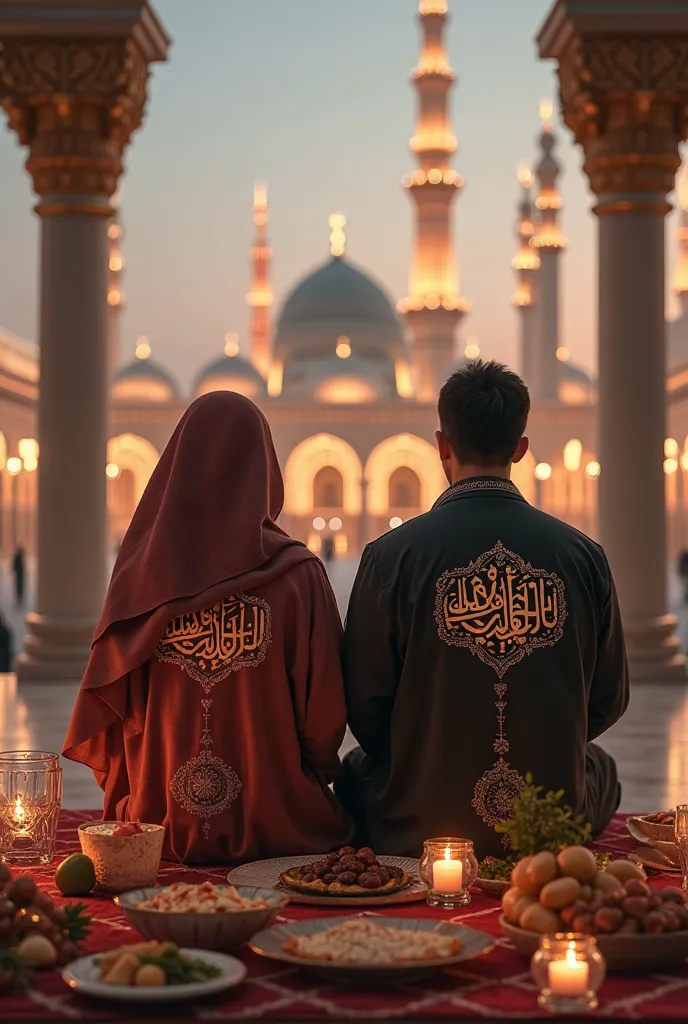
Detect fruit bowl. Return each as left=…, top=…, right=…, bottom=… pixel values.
left=500, top=915, right=688, bottom=972
left=118, top=886, right=288, bottom=951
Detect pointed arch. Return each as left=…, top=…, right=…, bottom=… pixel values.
left=107, top=433, right=160, bottom=506
left=284, top=434, right=362, bottom=515
left=365, top=434, right=446, bottom=514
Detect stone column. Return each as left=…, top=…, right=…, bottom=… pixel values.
left=539, top=4, right=688, bottom=682
left=0, top=2, right=170, bottom=681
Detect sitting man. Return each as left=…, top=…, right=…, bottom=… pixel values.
left=336, top=360, right=628, bottom=858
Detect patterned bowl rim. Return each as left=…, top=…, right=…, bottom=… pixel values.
left=117, top=884, right=289, bottom=916
left=78, top=820, right=166, bottom=835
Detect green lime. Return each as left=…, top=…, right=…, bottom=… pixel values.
left=55, top=853, right=96, bottom=896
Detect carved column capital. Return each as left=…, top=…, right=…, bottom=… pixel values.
left=0, top=38, right=155, bottom=215
left=544, top=33, right=688, bottom=214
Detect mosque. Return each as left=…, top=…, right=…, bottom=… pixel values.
left=3, top=0, right=688, bottom=572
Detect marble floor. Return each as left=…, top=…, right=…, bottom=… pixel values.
left=0, top=558, right=687, bottom=814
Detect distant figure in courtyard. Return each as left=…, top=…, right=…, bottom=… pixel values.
left=337, top=360, right=629, bottom=859
left=64, top=392, right=352, bottom=864
left=322, top=535, right=335, bottom=564
left=12, top=546, right=25, bottom=607
left=677, top=549, right=688, bottom=603
left=0, top=613, right=13, bottom=672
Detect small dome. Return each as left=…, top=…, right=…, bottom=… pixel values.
left=195, top=353, right=266, bottom=400
left=274, top=256, right=406, bottom=366
left=558, top=359, right=595, bottom=405
left=112, top=358, right=179, bottom=404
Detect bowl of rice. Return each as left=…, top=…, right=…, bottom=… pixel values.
left=117, top=881, right=289, bottom=951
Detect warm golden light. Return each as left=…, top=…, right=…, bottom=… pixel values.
left=665, top=457, right=679, bottom=475
left=225, top=332, right=240, bottom=358
left=535, top=462, right=552, bottom=481
left=23, top=456, right=38, bottom=473
left=109, top=254, right=123, bottom=272
left=427, top=168, right=443, bottom=184
left=107, top=288, right=121, bottom=307
left=395, top=360, right=415, bottom=398
left=678, top=165, right=688, bottom=212
left=682, top=452, right=688, bottom=472
left=540, top=98, right=554, bottom=129
left=410, top=132, right=458, bottom=154
left=329, top=517, right=343, bottom=532
left=106, top=462, right=121, bottom=480
left=563, top=438, right=583, bottom=472
left=464, top=339, right=480, bottom=360
left=585, top=461, right=601, bottom=479
left=517, top=161, right=534, bottom=189
left=14, top=794, right=25, bottom=825
left=665, top=437, right=680, bottom=458
left=18, top=438, right=38, bottom=461
left=336, top=336, right=352, bottom=359
left=312, top=517, right=326, bottom=531
left=419, top=0, right=447, bottom=12
left=329, top=213, right=346, bottom=257
left=253, top=181, right=267, bottom=210
left=389, top=516, right=403, bottom=529
left=108, top=224, right=122, bottom=241
left=6, top=457, right=22, bottom=476
left=135, top=335, right=152, bottom=361
left=556, top=346, right=570, bottom=362
left=267, top=361, right=284, bottom=398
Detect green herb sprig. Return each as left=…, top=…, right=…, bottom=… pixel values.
left=138, top=948, right=221, bottom=985
left=495, top=773, right=591, bottom=857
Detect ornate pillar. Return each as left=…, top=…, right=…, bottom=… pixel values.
left=0, top=3, right=170, bottom=681
left=539, top=3, right=688, bottom=682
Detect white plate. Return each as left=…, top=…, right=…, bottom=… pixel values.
left=62, top=947, right=246, bottom=1003
left=227, top=854, right=427, bottom=906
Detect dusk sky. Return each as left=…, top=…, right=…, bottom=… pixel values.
left=0, top=0, right=683, bottom=389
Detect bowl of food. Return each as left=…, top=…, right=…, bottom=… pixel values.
left=78, top=822, right=165, bottom=894
left=627, top=812, right=676, bottom=846
left=118, top=882, right=288, bottom=951
left=500, top=845, right=688, bottom=971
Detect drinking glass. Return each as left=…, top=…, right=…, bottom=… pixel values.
left=674, top=804, right=688, bottom=892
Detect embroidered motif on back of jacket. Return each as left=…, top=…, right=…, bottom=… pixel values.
left=156, top=593, right=272, bottom=840
left=157, top=593, right=272, bottom=690
left=434, top=541, right=567, bottom=835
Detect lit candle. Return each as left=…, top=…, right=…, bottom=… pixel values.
left=432, top=845, right=463, bottom=893
left=14, top=795, right=25, bottom=826
left=548, top=946, right=590, bottom=997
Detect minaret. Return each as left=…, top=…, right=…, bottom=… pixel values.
left=246, top=181, right=273, bottom=379
left=531, top=100, right=567, bottom=402
left=511, top=163, right=541, bottom=388
left=107, top=199, right=125, bottom=383
left=673, top=164, right=688, bottom=317
left=398, top=0, right=469, bottom=402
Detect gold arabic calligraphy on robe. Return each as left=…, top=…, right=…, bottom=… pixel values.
left=156, top=593, right=272, bottom=687
left=435, top=541, right=566, bottom=677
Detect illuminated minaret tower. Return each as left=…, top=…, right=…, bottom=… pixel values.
left=531, top=100, right=567, bottom=402
left=673, top=164, right=688, bottom=318
left=107, top=198, right=125, bottom=383
left=399, top=0, right=468, bottom=402
left=247, top=181, right=273, bottom=379
left=511, top=163, right=541, bottom=388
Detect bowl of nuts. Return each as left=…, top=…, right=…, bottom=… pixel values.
left=627, top=812, right=676, bottom=847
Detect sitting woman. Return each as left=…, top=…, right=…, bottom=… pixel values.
left=64, top=392, right=352, bottom=864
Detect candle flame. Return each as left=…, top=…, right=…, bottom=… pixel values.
left=14, top=795, right=25, bottom=823
left=444, top=845, right=451, bottom=860
left=540, top=99, right=554, bottom=125
left=566, top=945, right=578, bottom=967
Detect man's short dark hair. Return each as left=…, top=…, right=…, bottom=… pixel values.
left=438, top=359, right=530, bottom=466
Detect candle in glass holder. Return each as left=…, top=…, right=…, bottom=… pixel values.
left=0, top=751, right=62, bottom=865
left=548, top=945, right=590, bottom=997
left=432, top=846, right=463, bottom=893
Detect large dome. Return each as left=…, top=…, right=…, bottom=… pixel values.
left=274, top=256, right=406, bottom=364
left=112, top=357, right=179, bottom=404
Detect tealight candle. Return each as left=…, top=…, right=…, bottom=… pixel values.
left=0, top=751, right=62, bottom=866
left=432, top=846, right=463, bottom=893
left=548, top=946, right=589, bottom=997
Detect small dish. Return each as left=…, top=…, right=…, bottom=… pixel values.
left=78, top=821, right=165, bottom=894
left=627, top=815, right=676, bottom=847
left=633, top=845, right=681, bottom=874
left=249, top=916, right=494, bottom=985
left=118, top=885, right=288, bottom=951
left=474, top=877, right=510, bottom=898
left=62, top=947, right=245, bottom=1002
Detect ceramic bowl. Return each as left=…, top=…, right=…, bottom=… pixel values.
left=78, top=821, right=165, bottom=894
left=500, top=915, right=688, bottom=972
left=118, top=885, right=288, bottom=951
left=627, top=815, right=676, bottom=847
left=474, top=877, right=510, bottom=898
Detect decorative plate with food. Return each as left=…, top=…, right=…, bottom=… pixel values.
left=228, top=851, right=426, bottom=906
left=62, top=942, right=246, bottom=1003
left=250, top=915, right=493, bottom=983
left=279, top=846, right=409, bottom=897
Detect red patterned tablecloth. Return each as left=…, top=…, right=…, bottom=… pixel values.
left=1, top=810, right=687, bottom=1022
